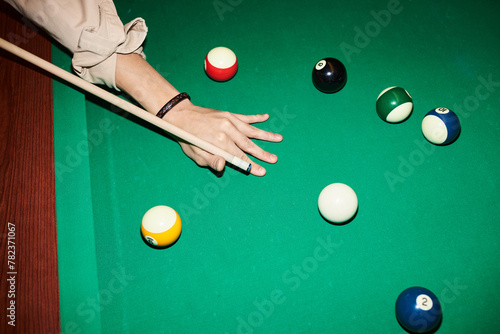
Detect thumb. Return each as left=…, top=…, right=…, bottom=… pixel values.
left=209, top=155, right=226, bottom=172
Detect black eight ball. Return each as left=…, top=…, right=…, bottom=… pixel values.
left=312, top=58, right=347, bottom=93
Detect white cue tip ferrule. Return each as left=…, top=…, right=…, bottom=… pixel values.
left=231, top=157, right=251, bottom=173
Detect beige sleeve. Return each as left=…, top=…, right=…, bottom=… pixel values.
left=5, top=0, right=148, bottom=90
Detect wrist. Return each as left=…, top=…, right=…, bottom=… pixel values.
left=172, top=98, right=194, bottom=111
left=116, top=54, right=184, bottom=113
left=156, top=92, right=191, bottom=118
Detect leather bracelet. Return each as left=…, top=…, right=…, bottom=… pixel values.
left=156, top=92, right=191, bottom=118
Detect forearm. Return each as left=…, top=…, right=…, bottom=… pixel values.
left=115, top=53, right=189, bottom=113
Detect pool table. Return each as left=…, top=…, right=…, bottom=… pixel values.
left=4, top=0, right=500, bottom=333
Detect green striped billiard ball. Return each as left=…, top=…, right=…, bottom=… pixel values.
left=376, top=86, right=413, bottom=123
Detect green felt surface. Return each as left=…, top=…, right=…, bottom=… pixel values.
left=53, top=50, right=101, bottom=334
left=54, top=0, right=500, bottom=333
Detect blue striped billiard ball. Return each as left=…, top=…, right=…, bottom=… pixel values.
left=421, top=107, right=461, bottom=145
left=395, top=287, right=442, bottom=333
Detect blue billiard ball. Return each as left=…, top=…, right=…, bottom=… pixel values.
left=396, top=287, right=442, bottom=333
left=421, top=107, right=461, bottom=145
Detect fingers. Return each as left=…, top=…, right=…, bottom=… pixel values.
left=180, top=143, right=226, bottom=172
left=173, top=107, right=283, bottom=177
left=181, top=142, right=268, bottom=176
left=250, top=164, right=267, bottom=177
left=228, top=113, right=283, bottom=143
left=214, top=118, right=279, bottom=165
left=232, top=113, right=270, bottom=124
left=233, top=132, right=278, bottom=165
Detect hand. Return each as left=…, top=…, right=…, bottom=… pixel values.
left=164, top=100, right=283, bottom=176
left=115, top=53, right=282, bottom=176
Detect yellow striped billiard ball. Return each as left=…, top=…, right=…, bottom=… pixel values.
left=141, top=206, right=182, bottom=248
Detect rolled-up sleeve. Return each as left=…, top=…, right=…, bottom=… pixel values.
left=5, top=0, right=148, bottom=90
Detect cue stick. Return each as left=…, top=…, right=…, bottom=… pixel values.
left=0, top=37, right=251, bottom=173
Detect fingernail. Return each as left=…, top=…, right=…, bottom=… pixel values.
left=213, top=159, right=221, bottom=171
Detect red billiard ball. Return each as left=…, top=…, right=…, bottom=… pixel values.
left=204, top=47, right=238, bottom=81
left=312, top=57, right=347, bottom=93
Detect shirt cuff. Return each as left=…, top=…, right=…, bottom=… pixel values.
left=71, top=2, right=148, bottom=90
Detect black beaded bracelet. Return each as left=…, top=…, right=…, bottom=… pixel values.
left=156, top=92, right=191, bottom=118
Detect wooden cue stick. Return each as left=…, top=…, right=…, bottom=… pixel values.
left=0, top=37, right=251, bottom=172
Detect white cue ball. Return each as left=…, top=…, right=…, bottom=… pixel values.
left=318, top=183, right=358, bottom=223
